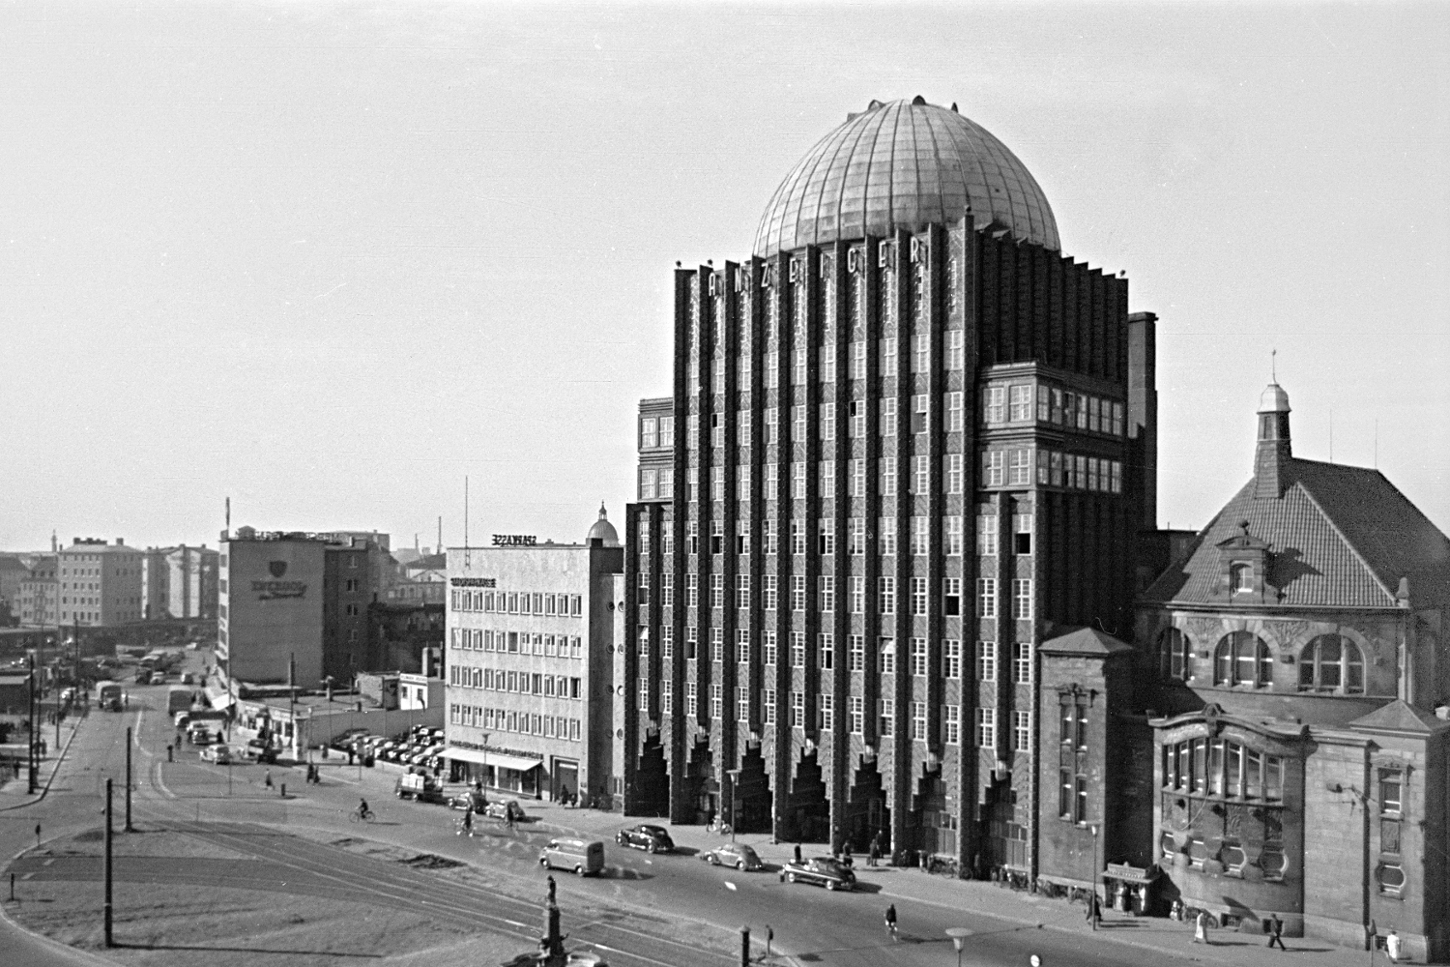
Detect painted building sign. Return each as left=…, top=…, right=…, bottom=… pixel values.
left=491, top=534, right=537, bottom=546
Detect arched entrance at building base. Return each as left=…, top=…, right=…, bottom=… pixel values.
left=730, top=745, right=772, bottom=833
left=779, top=747, right=829, bottom=843
left=845, top=756, right=889, bottom=852
left=627, top=731, right=669, bottom=818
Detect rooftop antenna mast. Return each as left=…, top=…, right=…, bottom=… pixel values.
left=1270, top=347, right=1276, bottom=382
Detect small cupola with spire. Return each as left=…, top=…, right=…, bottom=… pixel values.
left=1253, top=381, right=1293, bottom=499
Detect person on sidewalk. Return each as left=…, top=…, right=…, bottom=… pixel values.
left=1386, top=928, right=1402, bottom=963
left=867, top=836, right=880, bottom=867
left=793, top=843, right=803, bottom=865
left=1267, top=912, right=1286, bottom=950
left=1193, top=910, right=1211, bottom=945
left=263, top=769, right=273, bottom=788
left=1086, top=892, right=1102, bottom=928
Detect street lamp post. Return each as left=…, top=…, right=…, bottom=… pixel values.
left=945, top=927, right=973, bottom=967
left=1089, top=823, right=1101, bottom=931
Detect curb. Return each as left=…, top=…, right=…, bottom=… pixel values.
left=0, top=715, right=83, bottom=813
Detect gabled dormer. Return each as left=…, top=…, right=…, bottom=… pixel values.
left=1214, top=520, right=1275, bottom=603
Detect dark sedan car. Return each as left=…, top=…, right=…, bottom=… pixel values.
left=615, top=823, right=675, bottom=854
left=781, top=856, right=856, bottom=891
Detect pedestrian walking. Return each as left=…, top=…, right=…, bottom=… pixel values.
left=166, top=744, right=173, bottom=762
left=1267, top=912, right=1286, bottom=950
left=1194, top=910, right=1211, bottom=945
left=263, top=768, right=273, bottom=789
left=1086, top=892, right=1102, bottom=928
left=793, top=843, right=803, bottom=865
left=1386, top=928, right=1402, bottom=963
left=867, top=835, right=881, bottom=868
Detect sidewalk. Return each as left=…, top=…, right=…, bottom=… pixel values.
left=0, top=712, right=83, bottom=811
left=512, top=798, right=1385, bottom=967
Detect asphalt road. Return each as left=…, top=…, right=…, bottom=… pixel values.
left=5, top=670, right=1224, bottom=967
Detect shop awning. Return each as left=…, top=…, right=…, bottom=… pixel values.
left=206, top=688, right=235, bottom=711
left=443, top=747, right=542, bottom=772
left=1104, top=863, right=1159, bottom=884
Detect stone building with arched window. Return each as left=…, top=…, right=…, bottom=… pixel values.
left=1137, top=381, right=1449, bottom=960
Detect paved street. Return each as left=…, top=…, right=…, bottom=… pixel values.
left=1, top=678, right=1405, bottom=967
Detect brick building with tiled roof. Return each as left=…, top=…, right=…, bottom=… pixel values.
left=1135, top=382, right=1449, bottom=960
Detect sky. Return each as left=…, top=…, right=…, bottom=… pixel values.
left=2, top=1, right=1447, bottom=555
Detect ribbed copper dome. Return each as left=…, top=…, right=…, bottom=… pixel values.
left=753, top=97, right=1059, bottom=258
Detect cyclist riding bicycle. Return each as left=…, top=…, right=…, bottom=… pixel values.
left=884, top=904, right=898, bottom=937
left=358, top=798, right=370, bottom=820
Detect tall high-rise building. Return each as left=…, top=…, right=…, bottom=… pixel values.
left=623, top=98, right=1157, bottom=869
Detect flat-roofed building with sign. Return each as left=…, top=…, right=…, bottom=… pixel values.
left=443, top=507, right=624, bottom=805
left=623, top=98, right=1159, bottom=878
left=220, top=529, right=327, bottom=685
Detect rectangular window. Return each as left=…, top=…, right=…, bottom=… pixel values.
left=879, top=336, right=897, bottom=376
left=818, top=693, right=834, bottom=730
left=945, top=516, right=963, bottom=556
left=880, top=516, right=896, bottom=556
left=945, top=390, right=964, bottom=431
left=974, top=637, right=997, bottom=684
left=880, top=398, right=897, bottom=436
left=849, top=400, right=866, bottom=438
left=1010, top=448, right=1032, bottom=486
left=1014, top=711, right=1031, bottom=751
left=686, top=573, right=698, bottom=608
left=1012, top=579, right=1033, bottom=620
left=1009, top=384, right=1033, bottom=422
left=910, top=577, right=928, bottom=615
left=879, top=638, right=896, bottom=675
left=849, top=635, right=865, bottom=671
left=986, top=386, right=1006, bottom=424
left=640, top=417, right=658, bottom=448
left=792, top=461, right=806, bottom=499
left=791, top=575, right=806, bottom=611
left=763, top=575, right=777, bottom=610
left=880, top=696, right=895, bottom=735
left=792, top=405, right=805, bottom=440
left=789, top=691, right=804, bottom=728
left=791, top=520, right=806, bottom=555
left=942, top=639, right=961, bottom=679
left=736, top=573, right=750, bottom=609
left=1013, top=642, right=1033, bottom=683
left=880, top=458, right=897, bottom=496
left=850, top=341, right=866, bottom=380
left=736, top=630, right=751, bottom=663
left=911, top=394, right=929, bottom=434
left=944, top=705, right=960, bottom=745
left=819, top=460, right=835, bottom=499
left=943, top=577, right=962, bottom=616
left=764, top=407, right=778, bottom=445
left=902, top=700, right=925, bottom=741
left=820, top=403, right=835, bottom=440
left=686, top=682, right=697, bottom=717
left=946, top=330, right=964, bottom=370
left=763, top=688, right=776, bottom=725
left=791, top=633, right=806, bottom=668
left=819, top=518, right=835, bottom=555
left=737, top=686, right=749, bottom=722
left=978, top=578, right=998, bottom=618
left=850, top=576, right=865, bottom=613
left=984, top=450, right=1004, bottom=487
left=710, top=573, right=724, bottom=608
left=820, top=575, right=835, bottom=612
left=945, top=453, right=963, bottom=494
left=879, top=576, right=896, bottom=614
left=912, top=454, right=929, bottom=494
left=849, top=695, right=864, bottom=734
left=711, top=628, right=724, bottom=662
left=976, top=707, right=997, bottom=748
left=639, top=468, right=657, bottom=499
left=762, top=631, right=777, bottom=666
left=711, top=683, right=723, bottom=719
left=910, top=637, right=929, bottom=675
left=910, top=515, right=929, bottom=556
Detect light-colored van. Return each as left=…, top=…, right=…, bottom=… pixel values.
left=539, top=838, right=604, bottom=877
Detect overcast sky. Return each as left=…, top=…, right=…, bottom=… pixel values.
left=2, top=1, right=1446, bottom=554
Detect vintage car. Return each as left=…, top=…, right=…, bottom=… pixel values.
left=448, top=790, right=490, bottom=812
left=781, top=856, right=856, bottom=891
left=199, top=744, right=232, bottom=765
left=698, top=842, right=764, bottom=871
left=615, top=823, right=674, bottom=854
left=484, top=799, right=526, bottom=823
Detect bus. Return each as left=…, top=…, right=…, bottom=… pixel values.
left=167, top=686, right=194, bottom=716
left=97, top=681, right=123, bottom=712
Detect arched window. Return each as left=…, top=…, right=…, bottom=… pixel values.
left=1298, top=634, right=1364, bottom=694
left=1158, top=627, right=1193, bottom=681
left=1214, top=632, right=1273, bottom=687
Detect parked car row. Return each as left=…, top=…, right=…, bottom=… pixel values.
left=330, top=725, right=447, bottom=769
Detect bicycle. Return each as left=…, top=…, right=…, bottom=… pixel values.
left=349, top=807, right=376, bottom=824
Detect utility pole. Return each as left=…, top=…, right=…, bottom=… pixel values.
left=27, top=654, right=37, bottom=794
left=104, top=778, right=114, bottom=946
left=125, top=727, right=134, bottom=832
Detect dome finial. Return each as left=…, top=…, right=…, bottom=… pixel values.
left=598, top=502, right=608, bottom=520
